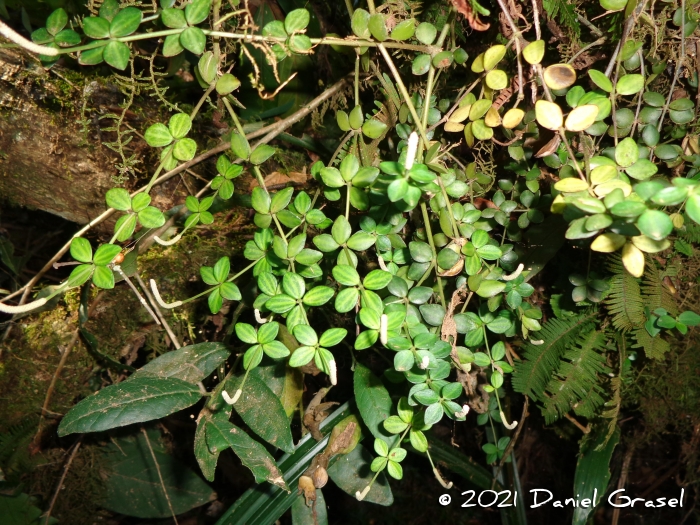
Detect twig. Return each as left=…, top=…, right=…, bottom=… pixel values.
left=114, top=266, right=161, bottom=326
left=532, top=0, right=541, bottom=40
left=564, top=412, right=591, bottom=434
left=577, top=14, right=604, bottom=38
left=605, top=0, right=647, bottom=77
left=33, top=330, right=80, bottom=448
left=134, top=273, right=181, bottom=348
left=611, top=444, right=635, bottom=525
left=657, top=0, right=686, bottom=132
left=495, top=0, right=525, bottom=105
left=0, top=76, right=349, bottom=309
left=141, top=427, right=179, bottom=525
left=491, top=397, right=529, bottom=489
left=567, top=37, right=607, bottom=65
left=43, top=437, right=82, bottom=525
left=33, top=291, right=104, bottom=446
left=630, top=49, right=646, bottom=137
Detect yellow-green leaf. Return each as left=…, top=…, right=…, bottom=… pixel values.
left=554, top=178, right=589, bottom=193
left=590, top=233, right=626, bottom=252
left=523, top=40, right=545, bottom=64
left=502, top=107, right=524, bottom=129
left=483, top=44, right=506, bottom=70
left=535, top=100, right=563, bottom=130
left=565, top=104, right=599, bottom=132
left=622, top=242, right=644, bottom=277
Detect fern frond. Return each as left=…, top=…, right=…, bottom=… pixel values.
left=0, top=419, right=35, bottom=466
left=640, top=258, right=677, bottom=316
left=542, top=330, right=610, bottom=424
left=678, top=216, right=700, bottom=243
left=0, top=417, right=38, bottom=478
left=632, top=327, right=670, bottom=360
left=542, top=0, right=581, bottom=39
left=604, top=254, right=645, bottom=331
left=512, top=312, right=597, bottom=400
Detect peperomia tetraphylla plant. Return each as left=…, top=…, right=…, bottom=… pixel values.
left=1, top=0, right=699, bottom=521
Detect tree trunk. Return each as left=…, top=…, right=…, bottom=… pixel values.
left=0, top=46, right=120, bottom=227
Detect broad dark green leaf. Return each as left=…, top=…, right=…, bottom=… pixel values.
left=138, top=206, right=166, bottom=228
left=103, top=432, right=214, bottom=518
left=57, top=377, right=202, bottom=435
left=185, top=0, right=211, bottom=25
left=572, top=427, right=620, bottom=525
left=70, top=237, right=93, bottom=263
left=0, top=492, right=50, bottom=525
left=214, top=402, right=354, bottom=525
left=161, top=8, right=187, bottom=28
left=250, top=144, right=276, bottom=165
left=204, top=410, right=288, bottom=489
left=354, top=364, right=396, bottom=446
left=327, top=444, right=394, bottom=505
left=228, top=374, right=295, bottom=453
left=180, top=26, right=206, bottom=54
left=132, top=342, right=230, bottom=383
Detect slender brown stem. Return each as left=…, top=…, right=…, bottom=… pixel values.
left=135, top=273, right=181, bottom=348
left=44, top=437, right=83, bottom=525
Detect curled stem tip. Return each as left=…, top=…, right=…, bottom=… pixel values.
left=222, top=389, right=242, bottom=405
left=355, top=485, right=371, bottom=501
left=149, top=279, right=183, bottom=309
left=500, top=410, right=518, bottom=430
left=455, top=404, right=470, bottom=418
left=153, top=232, right=184, bottom=246
left=254, top=309, right=268, bottom=323
left=433, top=467, right=453, bottom=489
left=502, top=263, right=524, bottom=281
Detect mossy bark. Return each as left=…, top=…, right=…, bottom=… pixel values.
left=0, top=46, right=117, bottom=226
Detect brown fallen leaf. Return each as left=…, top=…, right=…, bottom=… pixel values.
left=451, top=0, right=490, bottom=31
left=249, top=168, right=308, bottom=189
left=535, top=134, right=561, bottom=158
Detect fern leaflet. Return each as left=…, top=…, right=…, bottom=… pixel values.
left=633, top=328, right=670, bottom=360
left=640, top=258, right=677, bottom=316
left=542, top=330, right=610, bottom=424
left=542, top=0, right=581, bottom=39
left=604, top=254, right=645, bottom=331
left=512, top=312, right=597, bottom=400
